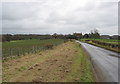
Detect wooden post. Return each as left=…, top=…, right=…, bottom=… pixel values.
left=10, top=48, right=12, bottom=56
left=23, top=47, right=25, bottom=56
left=36, top=46, right=38, bottom=53
left=32, top=46, right=34, bottom=53
left=38, top=47, right=40, bottom=52
left=34, top=46, right=36, bottom=53
left=17, top=48, right=20, bottom=56
left=27, top=48, right=29, bottom=54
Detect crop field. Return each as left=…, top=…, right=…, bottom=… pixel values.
left=81, top=38, right=120, bottom=44
left=2, top=39, right=64, bottom=58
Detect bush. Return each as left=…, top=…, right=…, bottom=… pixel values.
left=64, top=40, right=68, bottom=43
left=45, top=44, right=54, bottom=49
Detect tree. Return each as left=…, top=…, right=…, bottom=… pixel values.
left=83, top=34, right=89, bottom=38
left=52, top=33, right=57, bottom=39
left=90, top=29, right=100, bottom=39
left=4, top=34, right=12, bottom=41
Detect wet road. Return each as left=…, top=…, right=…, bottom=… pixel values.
left=76, top=41, right=119, bottom=82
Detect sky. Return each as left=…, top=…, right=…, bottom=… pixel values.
left=0, top=0, right=119, bottom=35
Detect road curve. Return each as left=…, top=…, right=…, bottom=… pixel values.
left=76, top=41, right=119, bottom=82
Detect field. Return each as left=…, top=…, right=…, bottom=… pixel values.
left=81, top=38, right=120, bottom=44
left=2, top=41, right=95, bottom=82
left=2, top=39, right=64, bottom=58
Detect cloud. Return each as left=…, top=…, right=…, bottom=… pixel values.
left=1, top=0, right=118, bottom=35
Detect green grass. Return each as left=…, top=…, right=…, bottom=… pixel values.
left=2, top=39, right=64, bottom=58
left=64, top=43, right=94, bottom=82
left=81, top=38, right=120, bottom=44
left=88, top=41, right=120, bottom=53
left=18, top=66, right=26, bottom=71
left=81, top=39, right=120, bottom=53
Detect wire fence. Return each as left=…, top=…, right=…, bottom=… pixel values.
left=2, top=43, right=61, bottom=60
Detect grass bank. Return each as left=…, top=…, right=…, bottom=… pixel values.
left=64, top=43, right=94, bottom=82
left=2, top=41, right=95, bottom=82
left=81, top=38, right=120, bottom=44
left=81, top=39, right=119, bottom=53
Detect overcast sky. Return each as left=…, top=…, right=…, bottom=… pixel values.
left=1, top=0, right=119, bottom=35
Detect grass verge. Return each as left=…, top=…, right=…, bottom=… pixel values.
left=64, top=43, right=95, bottom=82
left=84, top=40, right=120, bottom=53
left=81, top=38, right=120, bottom=44
left=2, top=41, right=95, bottom=82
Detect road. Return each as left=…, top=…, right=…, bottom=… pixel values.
left=76, top=41, right=119, bottom=82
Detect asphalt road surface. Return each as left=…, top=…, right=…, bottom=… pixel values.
left=76, top=41, right=119, bottom=82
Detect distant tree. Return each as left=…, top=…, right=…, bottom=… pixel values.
left=83, top=34, right=89, bottom=38
left=65, top=34, right=76, bottom=39
left=57, top=34, right=65, bottom=39
left=90, top=29, right=100, bottom=39
left=52, top=33, right=57, bottom=39
left=93, top=29, right=100, bottom=38
left=4, top=34, right=12, bottom=41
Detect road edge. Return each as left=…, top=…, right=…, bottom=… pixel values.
left=80, top=43, right=105, bottom=82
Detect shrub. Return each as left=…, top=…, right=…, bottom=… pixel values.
left=64, top=40, right=68, bottom=43
left=45, top=44, right=54, bottom=49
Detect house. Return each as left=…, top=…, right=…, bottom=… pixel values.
left=73, top=33, right=82, bottom=39
left=111, top=35, right=120, bottom=40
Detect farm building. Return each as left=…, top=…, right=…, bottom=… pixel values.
left=73, top=33, right=82, bottom=39
left=100, top=35, right=120, bottom=40
left=111, top=35, right=120, bottom=40
left=100, top=35, right=110, bottom=39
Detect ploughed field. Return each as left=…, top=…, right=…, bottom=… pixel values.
left=2, top=41, right=95, bottom=82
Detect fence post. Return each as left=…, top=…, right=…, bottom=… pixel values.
left=38, top=47, right=40, bottom=52
left=10, top=48, right=12, bottom=56
left=32, top=46, right=34, bottom=53
left=27, top=48, right=29, bottom=54
left=36, top=46, right=38, bottom=53
left=36, top=46, right=37, bottom=53
left=35, top=46, right=37, bottom=53
left=23, top=47, right=25, bottom=56
left=17, top=48, right=20, bottom=56
left=34, top=46, right=36, bottom=53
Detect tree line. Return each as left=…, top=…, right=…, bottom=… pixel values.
left=1, top=29, right=119, bottom=42
left=2, top=34, right=52, bottom=42
left=83, top=29, right=100, bottom=39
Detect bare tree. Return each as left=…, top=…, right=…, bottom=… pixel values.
left=90, top=29, right=100, bottom=39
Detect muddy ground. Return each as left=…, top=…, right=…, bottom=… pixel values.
left=2, top=41, right=95, bottom=82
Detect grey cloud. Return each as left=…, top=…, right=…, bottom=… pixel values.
left=2, top=2, right=40, bottom=20
left=1, top=0, right=118, bottom=35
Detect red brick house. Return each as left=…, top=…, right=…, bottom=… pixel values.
left=73, top=33, right=82, bottom=39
